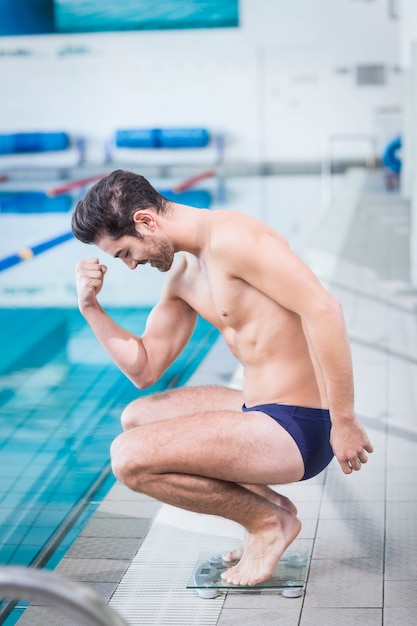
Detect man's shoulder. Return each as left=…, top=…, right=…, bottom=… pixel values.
left=209, top=210, right=252, bottom=245
left=209, top=210, right=286, bottom=253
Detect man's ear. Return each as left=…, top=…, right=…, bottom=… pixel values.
left=133, top=210, right=156, bottom=233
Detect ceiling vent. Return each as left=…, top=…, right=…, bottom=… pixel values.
left=356, top=64, right=385, bottom=85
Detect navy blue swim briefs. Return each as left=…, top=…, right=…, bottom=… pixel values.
left=242, top=402, right=334, bottom=481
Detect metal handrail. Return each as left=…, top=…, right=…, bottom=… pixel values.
left=0, top=566, right=128, bottom=626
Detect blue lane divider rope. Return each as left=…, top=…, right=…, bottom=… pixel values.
left=0, top=232, right=74, bottom=272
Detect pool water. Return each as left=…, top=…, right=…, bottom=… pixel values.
left=0, top=305, right=218, bottom=615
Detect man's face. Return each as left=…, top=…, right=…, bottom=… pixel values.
left=96, top=232, right=174, bottom=272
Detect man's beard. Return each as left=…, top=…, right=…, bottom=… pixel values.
left=150, top=236, right=174, bottom=272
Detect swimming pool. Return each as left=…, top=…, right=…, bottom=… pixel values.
left=0, top=304, right=217, bottom=618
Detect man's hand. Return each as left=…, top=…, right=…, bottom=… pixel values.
left=75, top=258, right=107, bottom=309
left=330, top=417, right=374, bottom=474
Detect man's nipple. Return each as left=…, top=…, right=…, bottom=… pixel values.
left=220, top=310, right=228, bottom=317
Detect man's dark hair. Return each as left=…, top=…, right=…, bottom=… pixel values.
left=71, top=170, right=168, bottom=244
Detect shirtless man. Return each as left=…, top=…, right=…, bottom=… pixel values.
left=72, top=169, right=373, bottom=586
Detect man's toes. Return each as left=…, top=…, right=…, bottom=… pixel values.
left=222, top=548, right=241, bottom=563
left=221, top=569, right=237, bottom=584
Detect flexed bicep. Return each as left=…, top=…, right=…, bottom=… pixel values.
left=139, top=296, right=198, bottom=386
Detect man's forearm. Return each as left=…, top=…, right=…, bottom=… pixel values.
left=306, top=300, right=355, bottom=421
left=305, top=299, right=374, bottom=473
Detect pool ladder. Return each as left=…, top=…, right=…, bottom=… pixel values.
left=0, top=566, right=128, bottom=626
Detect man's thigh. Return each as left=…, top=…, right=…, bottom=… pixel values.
left=122, top=385, right=244, bottom=428
left=116, top=408, right=305, bottom=485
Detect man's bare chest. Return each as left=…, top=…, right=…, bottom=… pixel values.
left=180, top=261, right=247, bottom=330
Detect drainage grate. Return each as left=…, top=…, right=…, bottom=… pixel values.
left=109, top=507, right=242, bottom=625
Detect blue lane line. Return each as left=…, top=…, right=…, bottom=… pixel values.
left=0, top=232, right=74, bottom=272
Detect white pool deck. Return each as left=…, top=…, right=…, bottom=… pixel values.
left=16, top=169, right=417, bottom=625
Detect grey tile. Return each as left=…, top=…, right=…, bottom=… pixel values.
left=319, top=499, right=385, bottom=521
left=17, top=590, right=125, bottom=626
left=384, top=580, right=417, bottom=607
left=17, top=581, right=117, bottom=608
left=223, top=591, right=303, bottom=609
left=295, top=500, right=321, bottom=519
left=80, top=515, right=152, bottom=538
left=386, top=510, right=417, bottom=533
left=308, top=557, right=383, bottom=583
left=386, top=483, right=417, bottom=501
left=351, top=344, right=386, bottom=367
left=217, top=607, right=301, bottom=625
left=384, top=560, right=417, bottom=582
left=55, top=557, right=130, bottom=583
left=313, top=519, right=383, bottom=560
left=386, top=467, right=417, bottom=485
left=65, top=536, right=142, bottom=560
left=323, top=476, right=385, bottom=502
left=97, top=498, right=161, bottom=517
left=104, top=481, right=153, bottom=501
left=385, top=450, right=417, bottom=468
left=387, top=434, right=417, bottom=452
left=385, top=517, right=417, bottom=554
left=79, top=581, right=118, bottom=602
left=386, top=499, right=417, bottom=520
left=303, top=581, right=382, bottom=608
left=15, top=606, right=86, bottom=626
left=313, top=535, right=382, bottom=561
left=300, top=608, right=382, bottom=625
left=384, top=607, right=417, bottom=625
left=385, top=521, right=417, bottom=580
left=325, top=467, right=384, bottom=486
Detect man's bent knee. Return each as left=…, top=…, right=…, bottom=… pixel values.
left=120, top=397, right=151, bottom=431
left=110, top=433, right=130, bottom=485
left=120, top=392, right=173, bottom=430
left=120, top=402, right=138, bottom=431
left=110, top=432, right=147, bottom=491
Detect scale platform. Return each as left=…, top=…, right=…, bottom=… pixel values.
left=187, top=551, right=309, bottom=599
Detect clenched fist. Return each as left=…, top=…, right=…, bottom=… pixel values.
left=75, top=258, right=107, bottom=309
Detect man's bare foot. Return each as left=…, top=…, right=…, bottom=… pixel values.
left=222, top=531, right=249, bottom=564
left=222, top=487, right=297, bottom=563
left=221, top=508, right=301, bottom=586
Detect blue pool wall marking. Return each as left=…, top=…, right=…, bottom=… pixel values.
left=0, top=192, right=72, bottom=214
left=115, top=128, right=210, bottom=149
left=0, top=132, right=70, bottom=154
